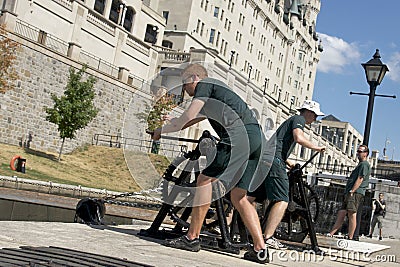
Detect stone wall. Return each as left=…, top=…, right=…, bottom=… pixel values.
left=0, top=33, right=151, bottom=154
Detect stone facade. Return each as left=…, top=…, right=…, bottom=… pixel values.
left=0, top=33, right=151, bottom=154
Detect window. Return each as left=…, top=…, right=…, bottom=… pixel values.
left=200, top=22, right=205, bottom=36
left=209, top=28, right=215, bottom=44
left=162, top=11, right=169, bottom=24
left=123, top=7, right=135, bottom=32
left=162, top=40, right=173, bottom=49
left=214, top=7, right=220, bottom=17
left=196, top=19, right=201, bottom=33
left=94, top=0, right=105, bottom=15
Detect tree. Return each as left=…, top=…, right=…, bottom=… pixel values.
left=45, top=65, right=98, bottom=161
left=137, top=88, right=177, bottom=153
left=0, top=23, right=19, bottom=94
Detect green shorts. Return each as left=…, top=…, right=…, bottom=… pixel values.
left=247, top=157, right=289, bottom=202
left=202, top=124, right=262, bottom=191
left=341, top=193, right=364, bottom=212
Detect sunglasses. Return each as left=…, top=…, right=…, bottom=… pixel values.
left=357, top=150, right=367, bottom=153
left=182, top=75, right=195, bottom=85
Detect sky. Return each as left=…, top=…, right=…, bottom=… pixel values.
left=314, top=0, right=400, bottom=160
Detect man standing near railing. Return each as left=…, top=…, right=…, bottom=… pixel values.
left=368, top=192, right=386, bottom=240
left=327, top=145, right=371, bottom=240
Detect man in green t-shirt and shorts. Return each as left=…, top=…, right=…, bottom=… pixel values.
left=248, top=100, right=326, bottom=249
left=150, top=63, right=269, bottom=264
left=328, top=144, right=371, bottom=240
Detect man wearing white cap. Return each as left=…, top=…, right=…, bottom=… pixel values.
left=248, top=100, right=326, bottom=250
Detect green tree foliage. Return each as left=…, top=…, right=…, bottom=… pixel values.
left=137, top=89, right=177, bottom=153
left=0, top=24, right=19, bottom=94
left=45, top=65, right=98, bottom=160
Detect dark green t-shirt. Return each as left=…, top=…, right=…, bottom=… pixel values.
left=193, top=77, right=258, bottom=142
left=274, top=115, right=305, bottom=161
left=345, top=160, right=370, bottom=195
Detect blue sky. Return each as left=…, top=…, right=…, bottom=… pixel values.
left=314, top=0, right=399, bottom=160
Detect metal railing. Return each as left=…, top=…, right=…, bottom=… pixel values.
left=79, top=50, right=119, bottom=78
left=15, top=20, right=69, bottom=56
left=92, top=133, right=184, bottom=158
left=315, top=163, right=398, bottom=180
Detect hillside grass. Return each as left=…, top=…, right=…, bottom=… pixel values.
left=0, top=143, right=170, bottom=192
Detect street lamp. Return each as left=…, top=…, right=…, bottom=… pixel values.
left=350, top=49, right=395, bottom=146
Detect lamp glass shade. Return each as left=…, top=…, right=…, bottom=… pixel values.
left=364, top=65, right=387, bottom=85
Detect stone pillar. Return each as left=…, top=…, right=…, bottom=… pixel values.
left=118, top=67, right=129, bottom=83
left=67, top=42, right=82, bottom=60
left=104, top=0, right=113, bottom=19
left=113, top=30, right=126, bottom=66
left=70, top=4, right=87, bottom=44
left=85, top=0, right=95, bottom=9
left=0, top=10, right=17, bottom=31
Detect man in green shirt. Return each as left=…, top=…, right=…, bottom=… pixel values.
left=150, top=63, right=268, bottom=264
left=248, top=100, right=326, bottom=249
left=328, top=145, right=371, bottom=240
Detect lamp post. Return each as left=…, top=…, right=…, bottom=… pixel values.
left=350, top=49, right=394, bottom=146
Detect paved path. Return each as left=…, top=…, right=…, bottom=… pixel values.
left=0, top=220, right=398, bottom=266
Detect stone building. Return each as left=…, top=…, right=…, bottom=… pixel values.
left=0, top=0, right=362, bottom=169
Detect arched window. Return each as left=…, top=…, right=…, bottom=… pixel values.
left=318, top=153, right=324, bottom=167
left=123, top=7, right=135, bottom=32
left=333, top=159, right=338, bottom=173
left=94, top=0, right=105, bottom=15
left=162, top=40, right=173, bottom=49
left=326, top=155, right=331, bottom=171
left=144, top=24, right=159, bottom=44
left=109, top=0, right=120, bottom=24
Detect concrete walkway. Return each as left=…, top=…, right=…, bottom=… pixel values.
left=0, top=220, right=398, bottom=267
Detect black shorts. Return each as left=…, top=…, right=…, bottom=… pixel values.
left=247, top=157, right=289, bottom=202
left=202, top=124, right=262, bottom=191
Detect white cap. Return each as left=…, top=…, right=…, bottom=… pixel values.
left=297, top=100, right=325, bottom=116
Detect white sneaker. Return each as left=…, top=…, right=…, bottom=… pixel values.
left=265, top=237, right=287, bottom=250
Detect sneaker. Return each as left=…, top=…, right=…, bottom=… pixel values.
left=164, top=235, right=200, bottom=252
left=265, top=237, right=287, bottom=250
left=326, top=233, right=333, bottom=238
left=367, top=234, right=372, bottom=238
left=244, top=248, right=269, bottom=264
left=379, top=236, right=383, bottom=241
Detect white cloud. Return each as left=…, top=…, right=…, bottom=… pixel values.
left=386, top=52, right=400, bottom=82
left=317, top=33, right=361, bottom=74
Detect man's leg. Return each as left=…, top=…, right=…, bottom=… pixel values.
left=164, top=174, right=213, bottom=252
left=263, top=201, right=288, bottom=239
left=347, top=210, right=357, bottom=239
left=329, top=209, right=347, bottom=236
left=369, top=216, right=376, bottom=237
left=187, top=174, right=214, bottom=239
left=231, top=187, right=265, bottom=251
